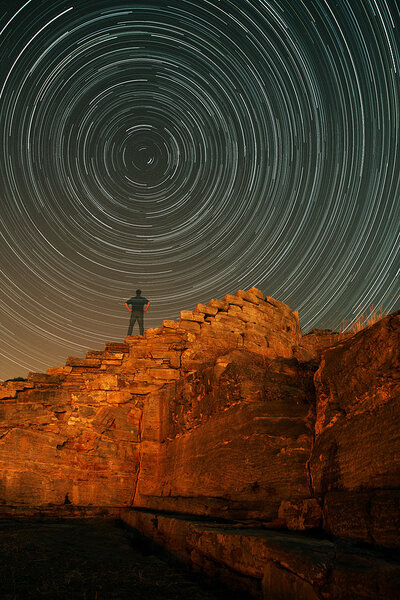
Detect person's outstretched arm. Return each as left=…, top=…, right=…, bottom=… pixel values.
left=125, top=302, right=132, bottom=312
left=144, top=301, right=150, bottom=312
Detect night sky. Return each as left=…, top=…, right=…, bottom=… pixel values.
left=1, top=0, right=399, bottom=380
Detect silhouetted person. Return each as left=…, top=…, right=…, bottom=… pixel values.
left=125, top=289, right=150, bottom=336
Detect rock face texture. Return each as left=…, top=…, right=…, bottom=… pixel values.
left=310, top=310, right=400, bottom=548
left=134, top=352, right=316, bottom=520
left=0, top=343, right=140, bottom=506
left=0, top=288, right=304, bottom=517
left=122, top=509, right=400, bottom=600
left=0, top=290, right=399, bottom=598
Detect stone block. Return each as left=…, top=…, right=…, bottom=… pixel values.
left=46, top=366, right=72, bottom=376
left=145, top=345, right=178, bottom=358
left=265, top=296, right=290, bottom=312
left=129, top=382, right=163, bottom=394
left=224, top=294, right=244, bottom=307
left=227, top=306, right=249, bottom=322
left=144, top=328, right=163, bottom=338
left=213, top=313, right=246, bottom=333
left=208, top=298, right=229, bottom=311
left=101, top=359, right=123, bottom=366
left=247, top=287, right=265, bottom=300
left=179, top=320, right=201, bottom=334
left=121, top=511, right=400, bottom=600
left=245, top=322, right=271, bottom=337
left=104, top=342, right=130, bottom=353
left=180, top=310, right=204, bottom=323
left=87, top=391, right=107, bottom=403
left=86, top=350, right=104, bottom=359
left=125, top=334, right=146, bottom=343
left=204, top=324, right=243, bottom=344
left=309, top=312, right=400, bottom=546
left=162, top=320, right=180, bottom=329
left=0, top=382, right=33, bottom=401
left=65, top=357, right=102, bottom=368
left=241, top=302, right=269, bottom=322
left=127, top=358, right=164, bottom=369
left=235, top=289, right=263, bottom=305
left=27, top=373, right=61, bottom=386
left=91, top=375, right=119, bottom=391
left=102, top=352, right=125, bottom=360
left=194, top=303, right=218, bottom=316
left=149, top=352, right=181, bottom=368
left=149, top=368, right=180, bottom=381
left=106, top=391, right=133, bottom=404
left=157, top=331, right=188, bottom=344
left=244, top=330, right=268, bottom=347
left=243, top=340, right=274, bottom=358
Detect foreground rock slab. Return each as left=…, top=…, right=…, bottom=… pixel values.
left=121, top=508, right=400, bottom=600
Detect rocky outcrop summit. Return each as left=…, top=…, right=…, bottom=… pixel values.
left=1, top=289, right=399, bottom=599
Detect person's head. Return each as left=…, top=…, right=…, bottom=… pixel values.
left=136, top=289, right=142, bottom=296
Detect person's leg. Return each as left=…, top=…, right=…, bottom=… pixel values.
left=137, top=312, right=144, bottom=336
left=127, top=313, right=137, bottom=336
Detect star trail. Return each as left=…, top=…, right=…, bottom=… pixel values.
left=1, top=0, right=399, bottom=379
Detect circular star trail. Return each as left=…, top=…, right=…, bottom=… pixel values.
left=0, top=0, right=399, bottom=378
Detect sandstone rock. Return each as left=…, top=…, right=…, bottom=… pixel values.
left=1, top=291, right=399, bottom=600
left=278, top=498, right=322, bottom=530
left=106, top=390, right=133, bottom=404
left=263, top=562, right=320, bottom=600
left=236, top=289, right=263, bottom=305
left=46, top=366, right=73, bottom=376
left=179, top=320, right=201, bottom=334
left=292, top=346, right=315, bottom=362
left=208, top=298, right=229, bottom=311
left=121, top=509, right=400, bottom=600
left=104, top=342, right=130, bottom=353
left=134, top=352, right=316, bottom=521
left=194, top=303, right=218, bottom=316
left=128, top=382, right=163, bottom=394
left=247, top=287, right=265, bottom=300
left=227, top=305, right=247, bottom=321
left=86, top=350, right=105, bottom=359
left=180, top=310, right=204, bottom=323
left=65, top=357, right=102, bottom=368
left=162, top=319, right=180, bottom=329
left=299, top=330, right=347, bottom=360
left=224, top=294, right=244, bottom=307
left=148, top=368, right=180, bottom=381
left=309, top=311, right=400, bottom=547
left=91, top=374, right=119, bottom=391
left=144, top=328, right=163, bottom=338
left=100, top=360, right=123, bottom=367
left=0, top=380, right=35, bottom=400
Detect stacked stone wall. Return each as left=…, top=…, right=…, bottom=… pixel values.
left=0, top=288, right=302, bottom=511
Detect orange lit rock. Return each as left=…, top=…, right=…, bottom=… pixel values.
left=0, top=288, right=305, bottom=513
left=134, top=351, right=316, bottom=521
left=310, top=311, right=400, bottom=547
left=1, top=292, right=398, bottom=559
left=1, top=291, right=400, bottom=599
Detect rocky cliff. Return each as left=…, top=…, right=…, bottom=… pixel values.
left=1, top=289, right=399, bottom=598
left=0, top=288, right=307, bottom=514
